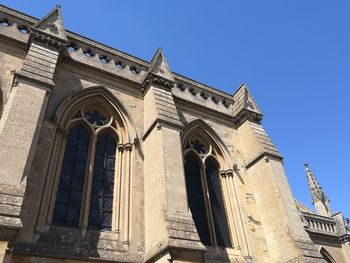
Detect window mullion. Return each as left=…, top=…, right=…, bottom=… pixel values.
left=80, top=135, right=97, bottom=233
left=113, top=144, right=124, bottom=237
left=200, top=162, right=217, bottom=245
left=46, top=131, right=67, bottom=225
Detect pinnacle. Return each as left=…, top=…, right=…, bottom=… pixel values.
left=32, top=5, right=67, bottom=41
left=148, top=48, right=174, bottom=82
left=232, top=83, right=262, bottom=116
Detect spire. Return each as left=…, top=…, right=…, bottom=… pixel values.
left=232, top=83, right=263, bottom=127
left=32, top=4, right=67, bottom=41
left=141, top=48, right=175, bottom=92
left=304, top=163, right=331, bottom=217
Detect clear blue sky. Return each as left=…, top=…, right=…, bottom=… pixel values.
left=2, top=1, right=349, bottom=217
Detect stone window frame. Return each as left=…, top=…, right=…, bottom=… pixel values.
left=50, top=103, right=120, bottom=232
left=181, top=120, right=242, bottom=250
left=320, top=247, right=336, bottom=263
left=36, top=87, right=137, bottom=245
left=183, top=132, right=232, bottom=247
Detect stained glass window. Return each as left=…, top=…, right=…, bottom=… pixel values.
left=205, top=158, right=232, bottom=247
left=84, top=110, right=107, bottom=126
left=184, top=153, right=211, bottom=245
left=88, top=133, right=116, bottom=230
left=52, top=126, right=89, bottom=227
left=190, top=139, right=207, bottom=154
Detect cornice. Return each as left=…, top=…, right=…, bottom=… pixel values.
left=173, top=96, right=236, bottom=127
left=173, top=73, right=234, bottom=100
left=233, top=108, right=263, bottom=128
left=30, top=28, right=66, bottom=51
left=141, top=72, right=175, bottom=93
left=0, top=3, right=270, bottom=126
left=0, top=4, right=240, bottom=103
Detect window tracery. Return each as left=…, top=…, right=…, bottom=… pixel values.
left=52, top=104, right=118, bottom=231
left=40, top=88, right=136, bottom=246
left=183, top=134, right=232, bottom=248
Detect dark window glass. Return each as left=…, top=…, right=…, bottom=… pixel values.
left=190, top=139, right=207, bottom=154
left=205, top=158, right=232, bottom=247
left=84, top=110, right=107, bottom=126
left=321, top=248, right=335, bottom=263
left=88, top=133, right=116, bottom=230
left=52, top=126, right=89, bottom=227
left=184, top=153, right=211, bottom=245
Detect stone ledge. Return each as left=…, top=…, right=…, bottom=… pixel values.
left=0, top=215, right=22, bottom=229
left=14, top=226, right=143, bottom=262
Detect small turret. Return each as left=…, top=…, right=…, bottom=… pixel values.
left=304, top=163, right=331, bottom=217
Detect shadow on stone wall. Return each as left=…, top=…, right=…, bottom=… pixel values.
left=14, top=226, right=142, bottom=261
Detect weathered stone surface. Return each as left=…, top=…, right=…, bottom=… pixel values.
left=0, top=3, right=348, bottom=263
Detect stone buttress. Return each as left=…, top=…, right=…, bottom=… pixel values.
left=142, top=49, right=206, bottom=262
left=233, top=84, right=318, bottom=262
left=0, top=5, right=66, bottom=261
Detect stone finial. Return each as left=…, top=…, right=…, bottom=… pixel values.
left=232, top=83, right=263, bottom=127
left=304, top=163, right=332, bottom=217
left=141, top=48, right=175, bottom=92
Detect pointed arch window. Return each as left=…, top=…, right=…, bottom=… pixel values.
left=184, top=135, right=232, bottom=247
left=51, top=103, right=120, bottom=232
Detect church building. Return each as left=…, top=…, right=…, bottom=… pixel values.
left=0, top=5, right=349, bottom=263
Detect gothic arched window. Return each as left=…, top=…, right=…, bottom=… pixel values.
left=184, top=135, right=232, bottom=247
left=51, top=104, right=118, bottom=231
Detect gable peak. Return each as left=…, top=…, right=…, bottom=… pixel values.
left=148, top=48, right=174, bottom=81
left=233, top=83, right=262, bottom=115
left=32, top=4, right=67, bottom=41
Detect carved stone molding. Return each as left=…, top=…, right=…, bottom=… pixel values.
left=233, top=109, right=263, bottom=127
left=124, top=143, right=133, bottom=152
left=117, top=144, right=125, bottom=152
left=29, top=29, right=66, bottom=51
left=141, top=72, right=175, bottom=93
left=220, top=169, right=234, bottom=178
left=117, top=143, right=133, bottom=152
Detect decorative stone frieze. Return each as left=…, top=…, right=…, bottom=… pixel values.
left=233, top=108, right=263, bottom=127
left=141, top=73, right=175, bottom=92
left=29, top=30, right=65, bottom=50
